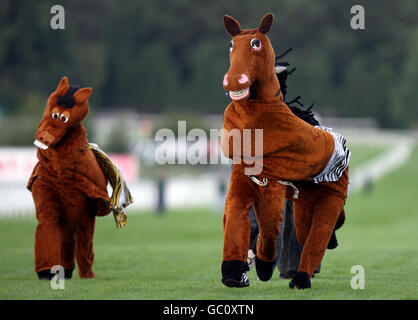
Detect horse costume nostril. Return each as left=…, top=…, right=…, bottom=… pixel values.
left=223, top=74, right=229, bottom=86
left=238, top=74, right=249, bottom=84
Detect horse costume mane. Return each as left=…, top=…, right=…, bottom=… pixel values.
left=28, top=77, right=132, bottom=280
left=57, top=85, right=80, bottom=108
left=274, top=48, right=320, bottom=126
left=220, top=13, right=350, bottom=289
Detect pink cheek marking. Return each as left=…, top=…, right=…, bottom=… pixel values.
left=238, top=74, right=249, bottom=84
left=223, top=74, right=229, bottom=86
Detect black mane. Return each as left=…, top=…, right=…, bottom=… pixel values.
left=275, top=48, right=320, bottom=126
left=57, top=85, right=80, bottom=108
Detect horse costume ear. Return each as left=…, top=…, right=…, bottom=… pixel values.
left=224, top=15, right=241, bottom=36
left=73, top=87, right=92, bottom=105
left=56, top=76, right=70, bottom=96
left=258, top=13, right=274, bottom=34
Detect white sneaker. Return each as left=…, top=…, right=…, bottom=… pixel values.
left=247, top=249, right=256, bottom=269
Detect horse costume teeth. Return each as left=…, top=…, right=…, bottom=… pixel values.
left=229, top=88, right=249, bottom=100
left=34, top=139, right=48, bottom=150
left=275, top=65, right=287, bottom=74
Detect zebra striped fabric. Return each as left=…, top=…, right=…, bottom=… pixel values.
left=313, top=126, right=351, bottom=184
left=88, top=143, right=134, bottom=228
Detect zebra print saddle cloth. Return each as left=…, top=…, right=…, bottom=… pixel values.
left=312, top=126, right=351, bottom=183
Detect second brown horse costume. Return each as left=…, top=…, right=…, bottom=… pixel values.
left=28, top=77, right=132, bottom=280
left=221, top=13, right=350, bottom=289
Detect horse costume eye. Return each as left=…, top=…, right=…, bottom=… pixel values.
left=60, top=114, right=69, bottom=123
left=250, top=38, right=261, bottom=50
left=229, top=40, right=233, bottom=52
left=52, top=113, right=59, bottom=120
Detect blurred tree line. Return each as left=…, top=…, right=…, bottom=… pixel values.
left=0, top=0, right=417, bottom=130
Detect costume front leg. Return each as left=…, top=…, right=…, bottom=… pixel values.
left=222, top=170, right=256, bottom=287
left=32, top=179, right=62, bottom=279
left=59, top=193, right=89, bottom=277
left=254, top=181, right=286, bottom=281
left=75, top=204, right=96, bottom=278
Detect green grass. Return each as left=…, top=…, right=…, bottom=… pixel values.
left=346, top=143, right=386, bottom=168
left=0, top=146, right=416, bottom=300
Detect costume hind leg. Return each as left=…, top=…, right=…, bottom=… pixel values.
left=293, top=168, right=349, bottom=283
left=287, top=180, right=346, bottom=289
left=293, top=200, right=313, bottom=249
left=295, top=192, right=345, bottom=277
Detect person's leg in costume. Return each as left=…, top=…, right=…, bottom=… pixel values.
left=248, top=207, right=258, bottom=268
left=248, top=199, right=321, bottom=279
left=253, top=181, right=286, bottom=281
left=276, top=200, right=320, bottom=279
left=222, top=171, right=255, bottom=286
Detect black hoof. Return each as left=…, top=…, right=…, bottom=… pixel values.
left=247, top=249, right=256, bottom=269
left=37, top=269, right=53, bottom=280
left=221, top=260, right=250, bottom=288
left=37, top=268, right=74, bottom=280
left=64, top=269, right=73, bottom=279
left=255, top=256, right=275, bottom=281
left=289, top=271, right=311, bottom=289
left=327, top=231, right=338, bottom=250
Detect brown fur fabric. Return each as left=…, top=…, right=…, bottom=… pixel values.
left=27, top=77, right=111, bottom=278
left=221, top=13, right=349, bottom=282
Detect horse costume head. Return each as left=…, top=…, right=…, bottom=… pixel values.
left=223, top=13, right=280, bottom=101
left=34, top=76, right=92, bottom=150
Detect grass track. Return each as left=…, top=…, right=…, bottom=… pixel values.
left=345, top=143, right=386, bottom=168
left=0, top=146, right=416, bottom=300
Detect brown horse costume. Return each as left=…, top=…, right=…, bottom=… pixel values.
left=27, top=77, right=131, bottom=280
left=220, top=14, right=350, bottom=289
